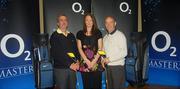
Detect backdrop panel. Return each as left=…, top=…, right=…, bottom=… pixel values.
left=142, top=0, right=180, bottom=86
left=44, top=0, right=91, bottom=36
left=92, top=0, right=138, bottom=42
left=0, top=0, right=39, bottom=89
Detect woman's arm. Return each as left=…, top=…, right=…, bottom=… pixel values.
left=92, top=38, right=103, bottom=63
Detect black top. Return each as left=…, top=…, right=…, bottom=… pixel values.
left=76, top=30, right=103, bottom=72
left=76, top=30, right=102, bottom=55
left=50, top=31, right=79, bottom=69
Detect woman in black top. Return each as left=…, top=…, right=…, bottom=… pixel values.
left=77, top=13, right=103, bottom=89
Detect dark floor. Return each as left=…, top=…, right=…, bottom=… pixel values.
left=52, top=85, right=180, bottom=89
left=127, top=84, right=180, bottom=89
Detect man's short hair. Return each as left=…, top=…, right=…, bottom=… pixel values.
left=56, top=14, right=68, bottom=22
left=105, top=16, right=116, bottom=22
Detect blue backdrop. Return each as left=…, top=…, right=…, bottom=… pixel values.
left=143, top=0, right=180, bottom=86
left=0, top=0, right=39, bottom=89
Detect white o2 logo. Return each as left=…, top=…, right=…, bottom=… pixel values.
left=72, top=2, right=84, bottom=15
left=119, top=2, right=131, bottom=14
left=151, top=31, right=177, bottom=57
left=0, top=34, right=31, bottom=60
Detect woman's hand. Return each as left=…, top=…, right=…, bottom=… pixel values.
left=91, top=60, right=97, bottom=68
left=85, top=59, right=92, bottom=69
left=91, top=60, right=98, bottom=71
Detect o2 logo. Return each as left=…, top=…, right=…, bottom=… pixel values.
left=151, top=31, right=177, bottom=57
left=119, top=2, right=131, bottom=15
left=72, top=2, right=84, bottom=15
left=0, top=34, right=31, bottom=61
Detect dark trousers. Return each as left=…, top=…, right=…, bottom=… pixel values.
left=54, top=68, right=76, bottom=89
left=81, top=71, right=102, bottom=89
left=106, top=65, right=125, bottom=89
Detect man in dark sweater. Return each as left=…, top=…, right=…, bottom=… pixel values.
left=50, top=14, right=79, bottom=89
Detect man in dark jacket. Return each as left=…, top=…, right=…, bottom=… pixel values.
left=50, top=14, right=79, bottom=89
